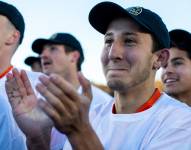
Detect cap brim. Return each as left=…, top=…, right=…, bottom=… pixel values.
left=89, top=2, right=130, bottom=34
left=32, top=38, right=63, bottom=54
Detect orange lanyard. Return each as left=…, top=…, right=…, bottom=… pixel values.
left=0, top=65, right=13, bottom=79
left=112, top=88, right=161, bottom=113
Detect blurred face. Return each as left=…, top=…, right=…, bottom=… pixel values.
left=40, top=44, right=73, bottom=78
left=31, top=61, right=42, bottom=72
left=101, top=18, right=157, bottom=92
left=161, top=48, right=191, bottom=96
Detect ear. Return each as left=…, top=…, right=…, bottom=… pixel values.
left=5, top=30, right=20, bottom=45
left=153, top=49, right=169, bottom=70
left=69, top=51, right=80, bottom=63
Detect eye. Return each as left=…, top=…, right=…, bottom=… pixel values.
left=49, top=46, right=57, bottom=52
left=104, top=38, right=113, bottom=47
left=124, top=38, right=136, bottom=46
left=172, top=61, right=183, bottom=67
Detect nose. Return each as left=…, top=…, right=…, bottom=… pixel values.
left=161, top=63, right=175, bottom=81
left=163, top=62, right=175, bottom=74
left=40, top=48, right=50, bottom=59
left=108, top=41, right=124, bottom=60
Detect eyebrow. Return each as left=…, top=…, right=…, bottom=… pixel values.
left=105, top=32, right=137, bottom=37
left=171, top=57, right=185, bottom=62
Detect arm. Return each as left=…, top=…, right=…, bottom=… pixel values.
left=37, top=72, right=104, bottom=150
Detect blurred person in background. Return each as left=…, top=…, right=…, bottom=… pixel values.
left=24, top=56, right=42, bottom=72
left=161, top=29, right=191, bottom=106
left=31, top=32, right=113, bottom=150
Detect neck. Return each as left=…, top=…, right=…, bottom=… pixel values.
left=114, top=82, right=156, bottom=114
left=61, top=71, right=80, bottom=90
left=171, top=92, right=191, bottom=106
left=0, top=50, right=12, bottom=73
left=0, top=62, right=12, bottom=74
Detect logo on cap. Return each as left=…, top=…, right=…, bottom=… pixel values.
left=127, top=7, right=142, bottom=16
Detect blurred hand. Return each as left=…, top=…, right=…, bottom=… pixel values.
left=5, top=69, right=53, bottom=138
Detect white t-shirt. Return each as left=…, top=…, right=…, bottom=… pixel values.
left=0, top=69, right=43, bottom=150
left=50, top=85, right=113, bottom=150
left=62, top=93, right=191, bottom=150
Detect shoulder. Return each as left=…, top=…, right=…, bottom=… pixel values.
left=159, top=93, right=191, bottom=112
left=155, top=93, right=191, bottom=128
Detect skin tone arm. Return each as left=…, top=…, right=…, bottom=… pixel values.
left=36, top=72, right=104, bottom=150
left=5, top=69, right=52, bottom=150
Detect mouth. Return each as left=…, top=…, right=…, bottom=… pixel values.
left=106, top=68, right=129, bottom=77
left=107, top=68, right=129, bottom=72
left=164, top=78, right=178, bottom=85
left=42, top=61, right=52, bottom=68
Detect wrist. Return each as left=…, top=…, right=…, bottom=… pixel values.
left=26, top=127, right=51, bottom=150
left=67, top=123, right=103, bottom=150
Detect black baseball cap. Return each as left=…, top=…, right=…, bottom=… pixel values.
left=169, top=29, right=191, bottom=57
left=32, top=33, right=84, bottom=70
left=0, top=1, right=25, bottom=44
left=89, top=1, right=170, bottom=50
left=24, top=56, right=41, bottom=66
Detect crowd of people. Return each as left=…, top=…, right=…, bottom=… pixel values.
left=0, top=1, right=191, bottom=150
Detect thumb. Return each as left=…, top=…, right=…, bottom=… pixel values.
left=78, top=72, right=92, bottom=102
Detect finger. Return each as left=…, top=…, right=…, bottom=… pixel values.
left=36, top=82, right=70, bottom=116
left=5, top=73, right=22, bottom=109
left=49, top=74, right=80, bottom=102
left=38, top=75, right=66, bottom=99
left=78, top=72, right=92, bottom=102
left=38, top=99, right=63, bottom=126
left=38, top=75, right=76, bottom=112
left=12, top=68, right=27, bottom=96
left=5, top=73, right=14, bottom=94
left=6, top=72, right=13, bottom=80
left=20, top=70, right=35, bottom=95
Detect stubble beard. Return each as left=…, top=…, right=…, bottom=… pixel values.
left=107, top=65, right=151, bottom=92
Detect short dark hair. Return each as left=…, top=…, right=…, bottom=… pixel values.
left=169, top=29, right=191, bottom=59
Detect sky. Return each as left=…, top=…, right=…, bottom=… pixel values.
left=2, top=0, right=191, bottom=84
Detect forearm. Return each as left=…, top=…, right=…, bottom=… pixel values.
left=68, top=124, right=104, bottom=150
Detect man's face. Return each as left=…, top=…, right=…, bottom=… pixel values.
left=161, top=48, right=191, bottom=96
left=101, top=18, right=156, bottom=91
left=40, top=44, right=73, bottom=78
left=0, top=15, right=13, bottom=49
